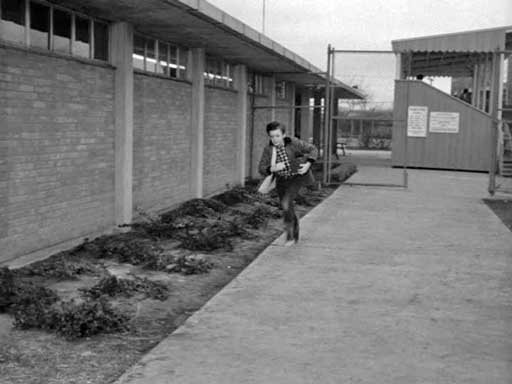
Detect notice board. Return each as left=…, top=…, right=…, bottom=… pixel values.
left=430, top=112, right=460, bottom=133
left=407, top=106, right=428, bottom=137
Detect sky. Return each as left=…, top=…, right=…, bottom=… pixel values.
left=208, top=0, right=512, bottom=103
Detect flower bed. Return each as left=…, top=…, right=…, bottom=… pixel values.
left=0, top=162, right=356, bottom=384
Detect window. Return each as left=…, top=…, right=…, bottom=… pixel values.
left=276, top=81, right=287, bottom=99
left=93, top=21, right=108, bottom=61
left=132, top=33, right=188, bottom=80
left=0, top=0, right=109, bottom=61
left=53, top=8, right=71, bottom=53
left=169, top=45, right=177, bottom=77
left=133, top=34, right=145, bottom=70
left=74, top=15, right=90, bottom=58
left=248, top=73, right=265, bottom=94
left=145, top=38, right=156, bottom=72
left=204, top=56, right=234, bottom=89
left=157, top=40, right=168, bottom=75
left=29, top=1, right=49, bottom=49
left=0, top=0, right=25, bottom=44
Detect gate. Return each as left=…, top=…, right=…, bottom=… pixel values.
left=323, top=48, right=408, bottom=188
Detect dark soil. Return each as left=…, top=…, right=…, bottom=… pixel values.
left=484, top=199, right=512, bottom=231
left=0, top=162, right=357, bottom=384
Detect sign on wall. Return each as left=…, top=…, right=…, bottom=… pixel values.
left=407, top=106, right=428, bottom=137
left=430, top=112, right=460, bottom=133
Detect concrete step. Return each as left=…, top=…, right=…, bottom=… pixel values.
left=501, top=160, right=512, bottom=177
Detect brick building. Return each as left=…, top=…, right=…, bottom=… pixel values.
left=0, top=0, right=363, bottom=263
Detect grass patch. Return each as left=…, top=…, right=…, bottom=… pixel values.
left=484, top=199, right=512, bottom=231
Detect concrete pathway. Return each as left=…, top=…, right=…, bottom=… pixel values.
left=115, top=167, right=512, bottom=384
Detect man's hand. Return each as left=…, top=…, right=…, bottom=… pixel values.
left=270, top=162, right=286, bottom=172
left=297, top=162, right=311, bottom=175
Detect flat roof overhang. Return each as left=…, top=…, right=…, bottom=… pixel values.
left=50, top=0, right=363, bottom=98
left=392, top=26, right=512, bottom=77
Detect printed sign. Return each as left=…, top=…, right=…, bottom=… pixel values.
left=407, top=106, right=428, bottom=137
left=429, top=112, right=460, bottom=133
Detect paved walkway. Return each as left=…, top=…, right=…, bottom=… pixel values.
left=115, top=167, right=512, bottom=384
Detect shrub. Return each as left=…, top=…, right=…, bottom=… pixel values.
left=0, top=267, right=59, bottom=314
left=294, top=192, right=315, bottom=207
left=81, top=236, right=171, bottom=270
left=0, top=268, right=16, bottom=312
left=15, top=253, right=101, bottom=280
left=82, top=276, right=169, bottom=301
left=178, top=225, right=234, bottom=252
left=161, top=198, right=226, bottom=222
left=243, top=205, right=274, bottom=228
left=330, top=163, right=357, bottom=183
left=212, top=186, right=253, bottom=206
left=166, top=255, right=213, bottom=275
left=171, top=216, right=254, bottom=252
left=14, top=297, right=130, bottom=339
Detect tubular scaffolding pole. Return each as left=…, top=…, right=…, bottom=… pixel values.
left=322, top=45, right=332, bottom=185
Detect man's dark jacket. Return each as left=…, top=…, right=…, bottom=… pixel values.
left=258, top=137, right=318, bottom=184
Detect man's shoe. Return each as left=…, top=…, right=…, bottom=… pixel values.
left=284, top=239, right=295, bottom=247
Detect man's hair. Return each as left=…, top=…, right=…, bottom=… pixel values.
left=266, top=121, right=285, bottom=134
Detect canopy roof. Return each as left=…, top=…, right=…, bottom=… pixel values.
left=392, top=25, right=512, bottom=53
left=52, top=0, right=364, bottom=98
left=392, top=26, right=512, bottom=77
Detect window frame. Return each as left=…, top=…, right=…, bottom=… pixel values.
left=0, top=0, right=109, bottom=62
left=204, top=55, right=235, bottom=90
left=248, top=72, right=266, bottom=95
left=276, top=80, right=287, bottom=99
left=132, top=32, right=188, bottom=81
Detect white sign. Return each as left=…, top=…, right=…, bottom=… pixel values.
left=407, top=106, right=428, bottom=137
left=430, top=112, right=460, bottom=133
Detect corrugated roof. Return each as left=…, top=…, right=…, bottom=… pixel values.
left=392, top=25, right=512, bottom=53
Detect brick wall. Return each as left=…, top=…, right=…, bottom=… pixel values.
left=0, top=46, right=115, bottom=262
left=203, top=87, right=239, bottom=195
left=133, top=73, right=193, bottom=212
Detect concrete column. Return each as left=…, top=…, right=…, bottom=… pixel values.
left=312, top=90, right=322, bottom=147
left=234, top=64, right=248, bottom=185
left=269, top=75, right=276, bottom=121
left=190, top=48, right=205, bottom=198
left=110, top=22, right=134, bottom=225
left=289, top=82, right=296, bottom=137
left=300, top=88, right=314, bottom=141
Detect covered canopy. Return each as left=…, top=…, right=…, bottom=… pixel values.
left=391, top=26, right=512, bottom=77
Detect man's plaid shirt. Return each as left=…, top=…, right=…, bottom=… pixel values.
left=275, top=144, right=292, bottom=178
